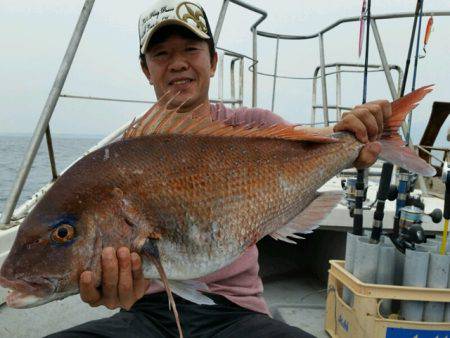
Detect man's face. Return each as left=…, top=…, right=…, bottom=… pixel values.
left=142, top=32, right=217, bottom=111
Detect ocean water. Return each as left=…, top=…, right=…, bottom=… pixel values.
left=0, top=135, right=101, bottom=216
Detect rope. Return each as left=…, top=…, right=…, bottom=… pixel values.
left=440, top=219, right=448, bottom=255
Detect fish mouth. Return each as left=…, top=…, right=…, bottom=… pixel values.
left=0, top=275, right=57, bottom=308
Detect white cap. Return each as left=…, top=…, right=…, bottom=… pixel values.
left=138, top=0, right=213, bottom=55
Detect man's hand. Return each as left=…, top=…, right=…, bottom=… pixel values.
left=80, top=247, right=150, bottom=310
left=333, top=100, right=392, bottom=169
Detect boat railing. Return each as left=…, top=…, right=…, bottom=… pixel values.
left=254, top=10, right=450, bottom=118
left=416, top=145, right=449, bottom=168
left=310, top=63, right=403, bottom=127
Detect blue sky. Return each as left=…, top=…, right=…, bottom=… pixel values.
left=0, top=0, right=449, bottom=145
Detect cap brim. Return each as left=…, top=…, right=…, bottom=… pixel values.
left=140, top=19, right=210, bottom=54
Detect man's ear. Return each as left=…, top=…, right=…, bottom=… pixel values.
left=140, top=57, right=153, bottom=85
left=210, top=51, right=218, bottom=77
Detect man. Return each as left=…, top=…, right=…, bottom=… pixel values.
left=48, top=1, right=388, bottom=337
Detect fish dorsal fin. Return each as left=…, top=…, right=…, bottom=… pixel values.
left=123, top=95, right=338, bottom=143
left=270, top=191, right=342, bottom=244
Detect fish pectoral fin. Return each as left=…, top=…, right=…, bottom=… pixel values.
left=154, top=280, right=215, bottom=306
left=113, top=189, right=162, bottom=240
left=141, top=239, right=184, bottom=338
left=270, top=191, right=342, bottom=244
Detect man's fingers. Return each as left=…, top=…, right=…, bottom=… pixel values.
left=131, top=252, right=150, bottom=298
left=101, top=247, right=119, bottom=309
left=79, top=271, right=101, bottom=306
left=117, top=247, right=134, bottom=309
left=363, top=104, right=383, bottom=137
left=353, top=108, right=379, bottom=141
left=369, top=99, right=392, bottom=120
left=334, top=114, right=368, bottom=143
left=353, top=142, right=381, bottom=169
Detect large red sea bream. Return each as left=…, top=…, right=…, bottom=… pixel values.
left=0, top=86, right=435, bottom=337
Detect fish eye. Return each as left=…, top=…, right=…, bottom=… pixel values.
left=51, top=224, right=75, bottom=244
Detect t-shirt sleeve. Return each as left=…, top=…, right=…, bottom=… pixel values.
left=210, top=103, right=291, bottom=127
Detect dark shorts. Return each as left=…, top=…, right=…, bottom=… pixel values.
left=45, top=293, right=315, bottom=338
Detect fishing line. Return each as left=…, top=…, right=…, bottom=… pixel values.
left=353, top=0, right=371, bottom=236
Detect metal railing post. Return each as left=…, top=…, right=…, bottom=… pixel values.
left=371, top=19, right=399, bottom=99
left=230, top=57, right=239, bottom=108
left=212, top=0, right=267, bottom=107
left=336, top=65, right=342, bottom=121
left=318, top=33, right=329, bottom=126
left=45, top=127, right=58, bottom=180
left=271, top=37, right=280, bottom=112
left=239, top=57, right=244, bottom=107
left=218, top=52, right=224, bottom=102
left=311, top=68, right=319, bottom=125
left=214, top=0, right=230, bottom=45
left=0, top=0, right=95, bottom=227
left=252, top=28, right=258, bottom=107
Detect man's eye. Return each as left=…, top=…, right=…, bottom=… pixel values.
left=186, top=47, right=199, bottom=52
left=154, top=51, right=167, bottom=57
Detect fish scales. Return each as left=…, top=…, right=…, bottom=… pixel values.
left=38, top=133, right=360, bottom=280
left=1, top=133, right=360, bottom=290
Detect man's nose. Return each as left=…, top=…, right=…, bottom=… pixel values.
left=168, top=52, right=189, bottom=72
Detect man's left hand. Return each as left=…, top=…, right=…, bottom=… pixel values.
left=333, top=100, right=392, bottom=169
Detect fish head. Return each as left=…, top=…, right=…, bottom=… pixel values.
left=0, top=203, right=104, bottom=308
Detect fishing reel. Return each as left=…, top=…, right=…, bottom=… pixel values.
left=442, top=161, right=450, bottom=184
left=389, top=172, right=418, bottom=196
left=391, top=204, right=443, bottom=253
left=341, top=176, right=369, bottom=216
left=442, top=162, right=450, bottom=220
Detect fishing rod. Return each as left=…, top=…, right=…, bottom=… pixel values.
left=388, top=0, right=443, bottom=252
left=392, top=1, right=425, bottom=243
left=369, top=162, right=393, bottom=243
left=353, top=0, right=371, bottom=236
left=441, top=163, right=450, bottom=254
left=399, top=0, right=423, bottom=98
left=406, top=1, right=425, bottom=143
left=391, top=0, right=423, bottom=242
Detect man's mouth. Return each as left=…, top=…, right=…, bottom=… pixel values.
left=169, top=78, right=194, bottom=86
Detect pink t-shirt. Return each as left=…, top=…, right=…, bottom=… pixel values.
left=146, top=103, right=289, bottom=315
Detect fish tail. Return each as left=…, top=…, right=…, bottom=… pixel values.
left=378, top=85, right=436, bottom=177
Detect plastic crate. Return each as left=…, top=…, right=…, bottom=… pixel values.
left=325, top=260, right=450, bottom=338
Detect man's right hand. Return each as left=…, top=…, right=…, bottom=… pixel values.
left=80, top=247, right=150, bottom=310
